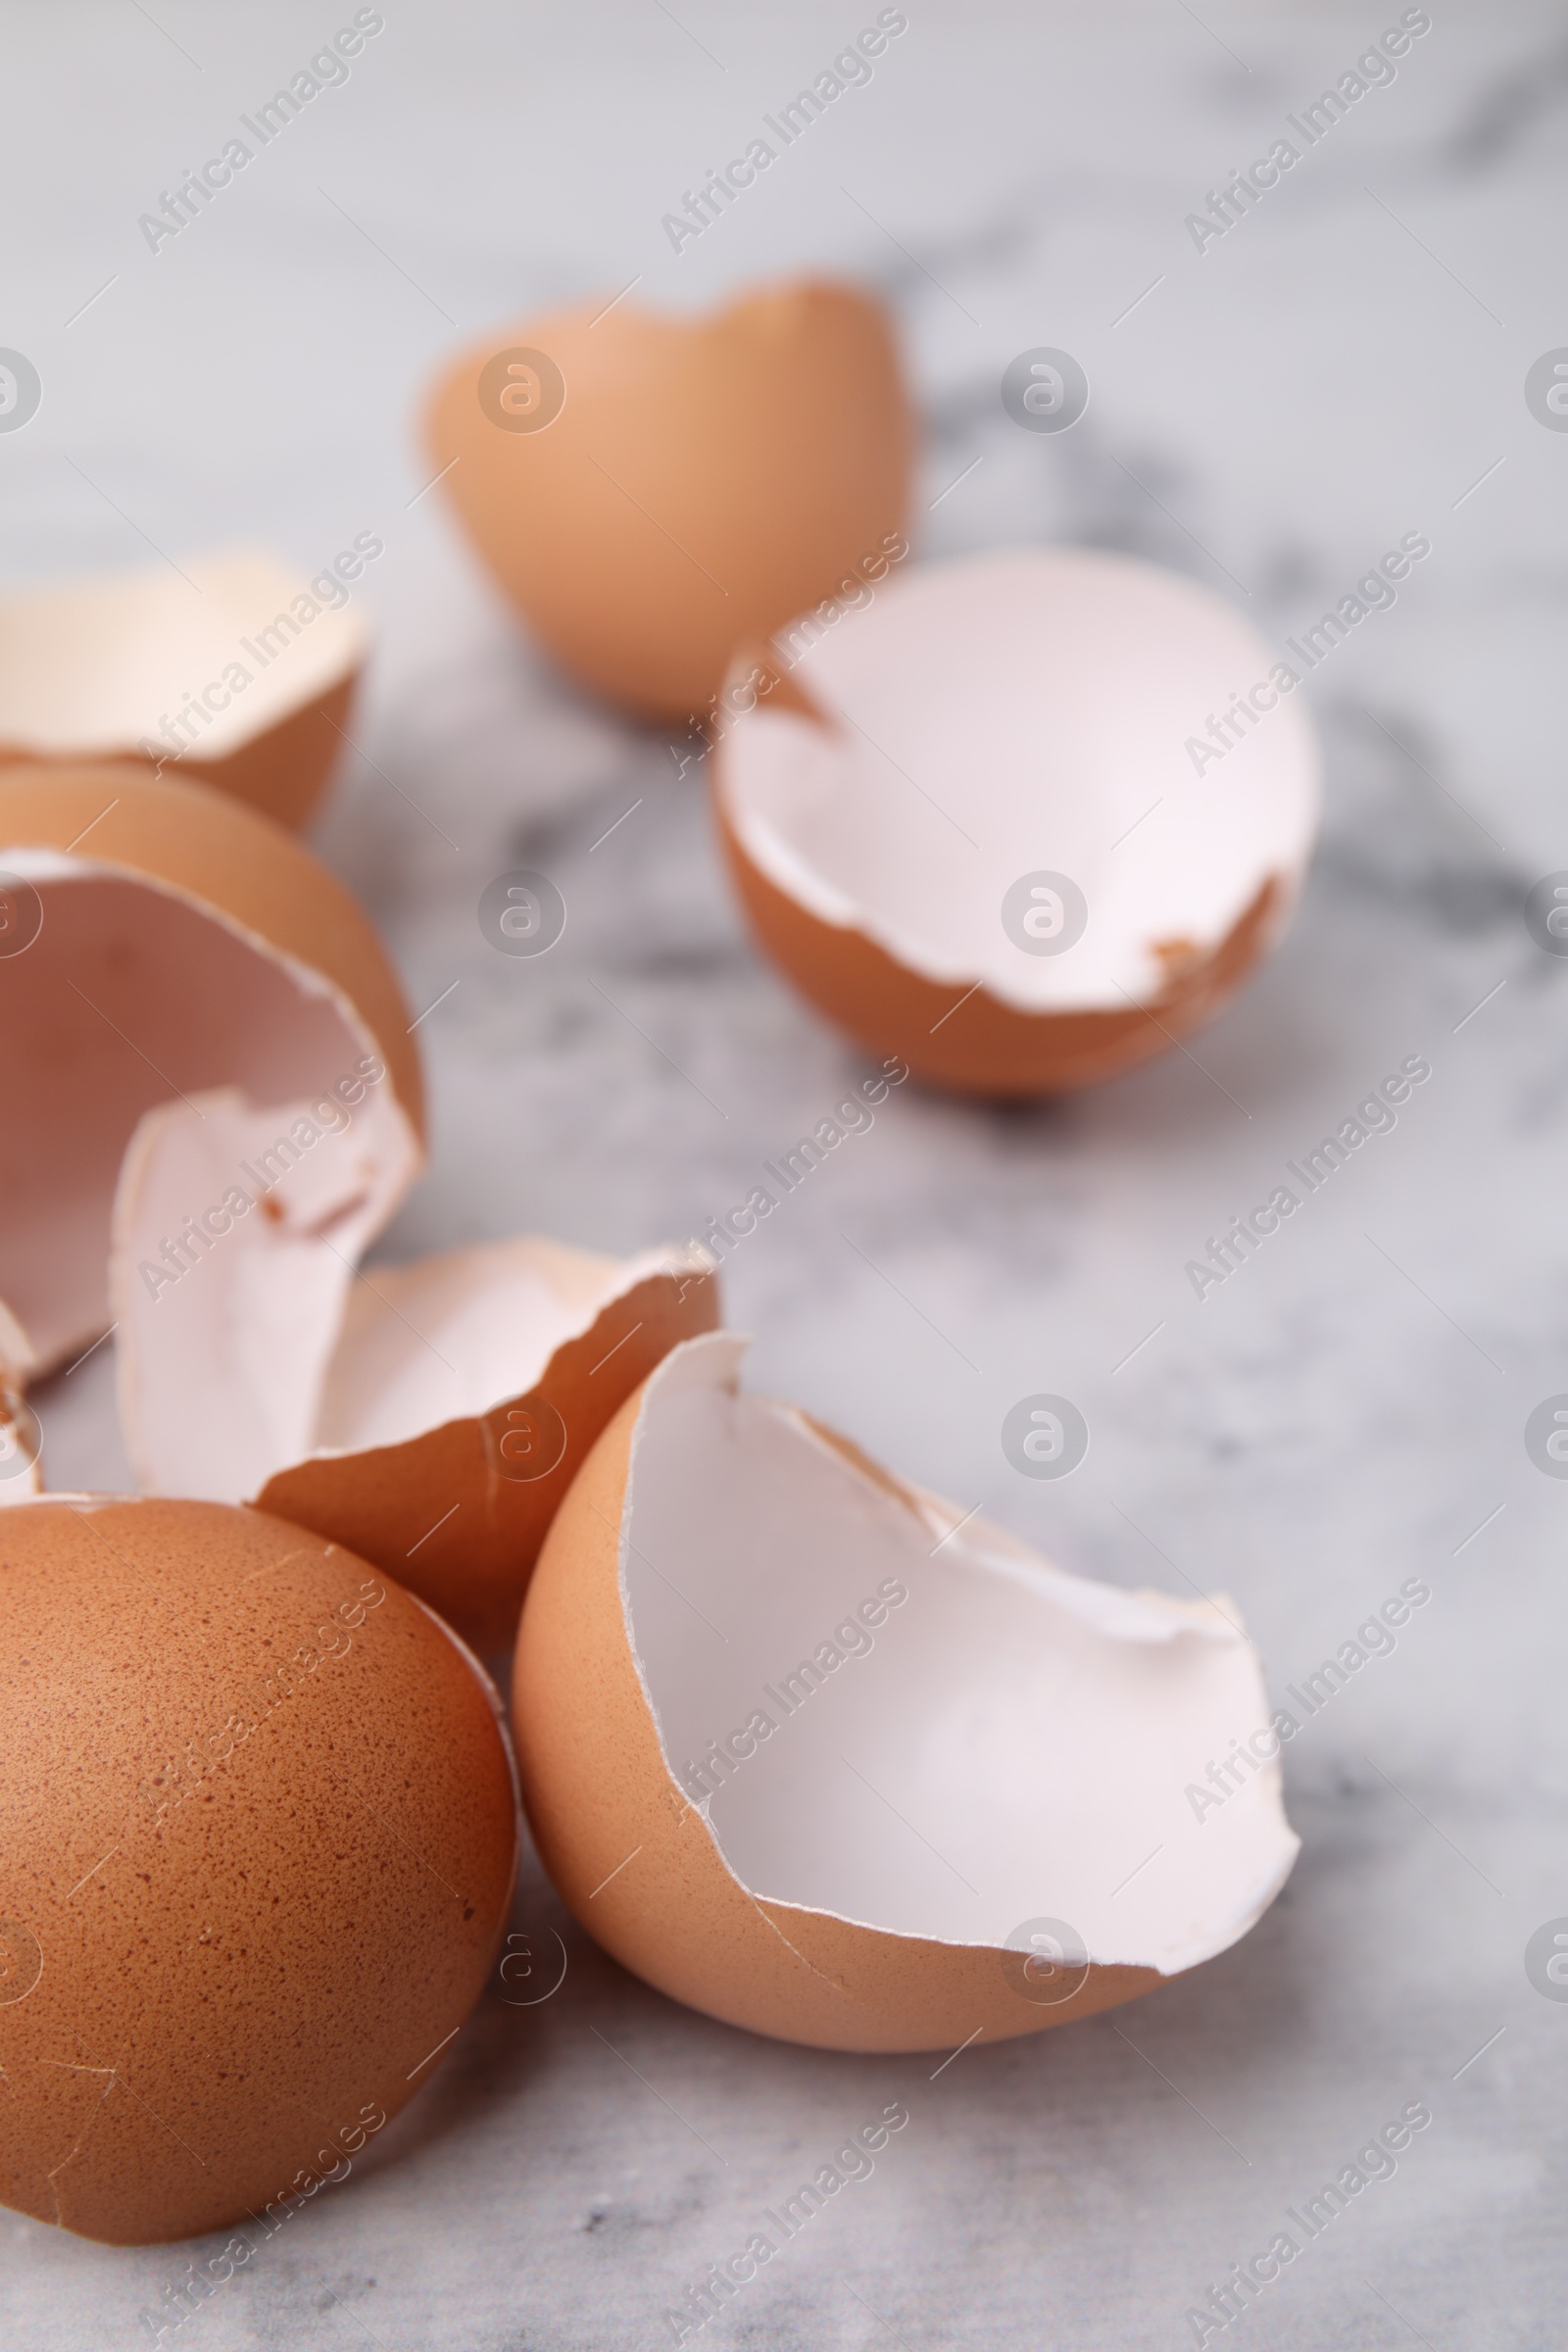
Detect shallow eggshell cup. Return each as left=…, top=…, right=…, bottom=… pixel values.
left=514, top=1333, right=1298, bottom=2054
left=423, top=277, right=914, bottom=723
left=712, top=549, right=1322, bottom=1097
left=0, top=1497, right=518, bottom=2246
left=0, top=550, right=372, bottom=831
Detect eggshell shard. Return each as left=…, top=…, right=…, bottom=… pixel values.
left=423, top=278, right=914, bottom=722
left=0, top=765, right=422, bottom=1389
left=114, top=1204, right=719, bottom=1650
left=0, top=1496, right=518, bottom=2245
left=514, top=1333, right=1298, bottom=2053
left=255, top=1241, right=718, bottom=1651
left=713, top=549, right=1322, bottom=1096
left=0, top=550, right=372, bottom=830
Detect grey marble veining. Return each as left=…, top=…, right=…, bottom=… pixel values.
left=5, top=5, right=1568, bottom=2346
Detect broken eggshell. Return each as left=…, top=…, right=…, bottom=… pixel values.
left=0, top=763, right=423, bottom=1388
left=712, top=548, right=1322, bottom=1096
left=0, top=549, right=373, bottom=831
left=0, top=1496, right=518, bottom=2246
left=514, top=1332, right=1298, bottom=2053
left=114, top=1146, right=720, bottom=1649
left=423, top=277, right=914, bottom=723
left=0, top=766, right=716, bottom=1643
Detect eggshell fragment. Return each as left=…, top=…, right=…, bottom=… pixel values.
left=714, top=549, right=1321, bottom=1095
left=0, top=550, right=372, bottom=829
left=0, top=765, right=422, bottom=1386
left=514, top=1333, right=1298, bottom=2052
left=423, top=278, right=913, bottom=722
left=111, top=1152, right=719, bottom=1648
left=0, top=1496, right=517, bottom=2246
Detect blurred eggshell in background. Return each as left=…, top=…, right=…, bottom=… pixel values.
left=713, top=549, right=1321, bottom=1095
left=0, top=550, right=373, bottom=831
left=423, top=278, right=914, bottom=723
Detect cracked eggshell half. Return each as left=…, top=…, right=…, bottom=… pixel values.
left=0, top=764, right=422, bottom=1392
left=514, top=1332, right=1298, bottom=2053
left=423, top=277, right=914, bottom=723
left=0, top=1496, right=518, bottom=2246
left=713, top=549, right=1321, bottom=1096
left=116, top=1187, right=720, bottom=1650
left=0, top=550, right=373, bottom=831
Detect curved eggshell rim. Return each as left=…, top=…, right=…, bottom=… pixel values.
left=713, top=769, right=1296, bottom=1097
left=0, top=654, right=365, bottom=838
left=514, top=1369, right=1168, bottom=2054
left=0, top=760, right=424, bottom=1142
left=256, top=1259, right=721, bottom=1653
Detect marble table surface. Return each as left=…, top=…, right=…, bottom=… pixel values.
left=5, top=4, right=1567, bottom=2345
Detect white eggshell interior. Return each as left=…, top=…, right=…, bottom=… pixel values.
left=0, top=852, right=416, bottom=1375
left=0, top=547, right=368, bottom=763
left=621, top=1334, right=1298, bottom=1975
left=114, top=1108, right=706, bottom=1499
left=314, top=1237, right=702, bottom=1450
left=718, top=549, right=1321, bottom=1011
left=111, top=1087, right=416, bottom=1500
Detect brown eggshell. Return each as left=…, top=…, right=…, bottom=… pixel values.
left=0, top=1497, right=517, bottom=2245
left=257, top=1256, right=720, bottom=1653
left=0, top=551, right=371, bottom=832
left=717, top=772, right=1289, bottom=1097
left=158, top=666, right=360, bottom=833
left=514, top=1385, right=1160, bottom=2053
left=0, top=762, right=423, bottom=1377
left=710, top=544, right=1322, bottom=1098
left=423, top=277, right=914, bottom=722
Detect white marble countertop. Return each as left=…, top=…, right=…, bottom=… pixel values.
left=5, top=4, right=1567, bottom=2345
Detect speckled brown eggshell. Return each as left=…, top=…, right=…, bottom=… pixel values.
left=0, top=1497, right=517, bottom=2246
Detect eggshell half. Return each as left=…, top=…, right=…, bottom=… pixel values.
left=113, top=1201, right=719, bottom=1651
left=514, top=1333, right=1298, bottom=2053
left=0, top=1496, right=517, bottom=2245
left=713, top=549, right=1321, bottom=1095
left=0, top=765, right=422, bottom=1383
left=0, top=551, right=371, bottom=830
left=424, top=278, right=913, bottom=722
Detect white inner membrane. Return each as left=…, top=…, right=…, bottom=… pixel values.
left=0, top=854, right=415, bottom=1377
left=117, top=1101, right=693, bottom=1501
left=623, top=1335, right=1298, bottom=1972
left=0, top=546, right=368, bottom=761
left=718, top=549, right=1321, bottom=1011
left=314, top=1238, right=690, bottom=1450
